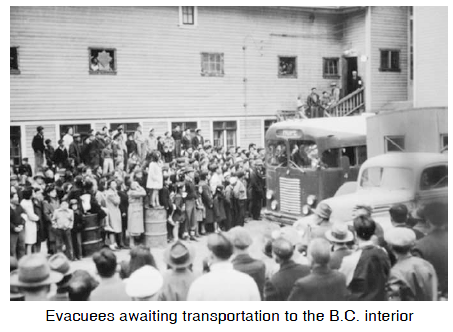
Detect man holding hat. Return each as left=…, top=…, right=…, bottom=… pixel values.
left=159, top=241, right=197, bottom=301
left=308, top=202, right=333, bottom=240
left=385, top=228, right=437, bottom=301
left=10, top=253, right=63, bottom=301
left=229, top=226, right=266, bottom=299
left=187, top=233, right=260, bottom=301
left=32, top=125, right=45, bottom=173
left=325, top=222, right=354, bottom=270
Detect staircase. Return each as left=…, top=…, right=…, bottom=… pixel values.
left=327, top=87, right=365, bottom=117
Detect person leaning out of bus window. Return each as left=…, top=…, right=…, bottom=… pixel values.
left=306, top=144, right=326, bottom=170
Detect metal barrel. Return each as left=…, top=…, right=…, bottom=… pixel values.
left=144, top=207, right=167, bottom=248
left=81, top=213, right=102, bottom=257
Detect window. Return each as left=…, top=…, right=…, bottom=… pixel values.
left=10, top=126, right=21, bottom=166
left=110, top=123, right=139, bottom=136
left=213, top=121, right=237, bottom=148
left=323, top=58, right=340, bottom=78
left=10, top=47, right=19, bottom=74
left=420, top=165, right=448, bottom=190
left=385, top=136, right=405, bottom=152
left=172, top=122, right=197, bottom=132
left=264, top=119, right=277, bottom=138
left=440, top=134, right=448, bottom=152
left=89, top=48, right=116, bottom=74
left=267, top=140, right=287, bottom=167
left=60, top=124, right=92, bottom=141
left=180, top=6, right=196, bottom=25
left=341, top=145, right=367, bottom=167
left=278, top=56, right=297, bottom=78
left=201, top=53, right=224, bottom=77
left=380, top=49, right=400, bottom=72
left=360, top=167, right=413, bottom=191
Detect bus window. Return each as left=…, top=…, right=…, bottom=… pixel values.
left=321, top=148, right=340, bottom=168
left=342, top=147, right=356, bottom=166
left=289, top=140, right=314, bottom=168
left=267, top=140, right=287, bottom=167
left=357, top=145, right=367, bottom=165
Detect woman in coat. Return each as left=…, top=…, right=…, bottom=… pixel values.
left=127, top=181, right=146, bottom=247
left=105, top=179, right=122, bottom=250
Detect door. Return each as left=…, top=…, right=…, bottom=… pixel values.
left=342, top=57, right=358, bottom=96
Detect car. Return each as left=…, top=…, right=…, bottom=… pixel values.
left=311, top=152, right=448, bottom=231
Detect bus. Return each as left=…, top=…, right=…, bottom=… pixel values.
left=263, top=114, right=372, bottom=225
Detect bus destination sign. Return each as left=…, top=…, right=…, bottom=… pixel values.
left=276, top=129, right=302, bottom=139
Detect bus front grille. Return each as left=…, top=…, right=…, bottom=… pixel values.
left=279, top=177, right=301, bottom=215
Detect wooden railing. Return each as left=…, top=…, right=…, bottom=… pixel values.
left=328, top=87, right=365, bottom=117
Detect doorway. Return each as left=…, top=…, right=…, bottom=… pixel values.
left=342, top=56, right=358, bottom=96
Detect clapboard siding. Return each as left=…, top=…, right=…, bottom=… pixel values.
left=240, top=118, right=262, bottom=149
left=199, top=120, right=211, bottom=143
left=413, top=7, right=448, bottom=108
left=370, top=6, right=409, bottom=111
left=25, top=124, right=56, bottom=169
left=143, top=121, right=168, bottom=137
left=11, top=6, right=344, bottom=122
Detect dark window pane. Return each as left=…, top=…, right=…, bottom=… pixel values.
left=385, top=136, right=405, bottom=152
left=213, top=122, right=225, bottom=130
left=381, top=51, right=389, bottom=69
left=10, top=47, right=18, bottom=71
left=279, top=56, right=297, bottom=77
left=90, top=48, right=115, bottom=73
left=420, top=166, right=448, bottom=190
left=391, top=51, right=399, bottom=69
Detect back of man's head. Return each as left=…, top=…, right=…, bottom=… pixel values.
left=423, top=201, right=447, bottom=228
left=92, top=248, right=117, bottom=278
left=207, top=233, right=233, bottom=260
left=389, top=204, right=408, bottom=224
left=68, top=279, right=92, bottom=301
left=353, top=215, right=376, bottom=241
left=272, top=237, right=294, bottom=262
left=308, top=238, right=331, bottom=266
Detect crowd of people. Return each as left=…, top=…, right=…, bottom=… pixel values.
left=10, top=125, right=447, bottom=301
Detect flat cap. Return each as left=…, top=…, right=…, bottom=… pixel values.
left=228, top=226, right=253, bottom=249
left=385, top=227, right=416, bottom=247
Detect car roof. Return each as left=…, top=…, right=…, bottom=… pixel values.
left=361, top=152, right=448, bottom=169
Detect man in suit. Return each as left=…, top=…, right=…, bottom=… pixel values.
left=288, top=238, right=348, bottom=301
left=68, top=133, right=83, bottom=167
left=229, top=226, right=266, bottom=299
left=412, top=202, right=448, bottom=296
left=263, top=237, right=310, bottom=301
left=31, top=125, right=45, bottom=173
left=53, top=139, right=69, bottom=169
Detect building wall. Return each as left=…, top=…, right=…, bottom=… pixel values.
left=366, top=107, right=447, bottom=157
left=413, top=6, right=448, bottom=108
left=370, top=6, right=409, bottom=111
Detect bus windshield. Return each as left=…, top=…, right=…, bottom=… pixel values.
left=360, top=167, right=414, bottom=191
left=289, top=140, right=340, bottom=169
left=266, top=140, right=287, bottom=167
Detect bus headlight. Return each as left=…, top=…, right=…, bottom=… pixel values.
left=266, top=190, right=274, bottom=200
left=302, top=205, right=311, bottom=215
left=307, top=195, right=317, bottom=206
left=271, top=200, right=278, bottom=210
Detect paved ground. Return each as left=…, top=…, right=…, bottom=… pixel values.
left=68, top=218, right=281, bottom=278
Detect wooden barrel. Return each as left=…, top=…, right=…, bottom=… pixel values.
left=81, top=214, right=102, bottom=257
left=145, top=207, right=167, bottom=248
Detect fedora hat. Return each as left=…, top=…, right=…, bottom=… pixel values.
left=48, top=253, right=74, bottom=276
left=164, top=241, right=195, bottom=269
left=325, top=223, right=354, bottom=243
left=10, top=254, right=63, bottom=288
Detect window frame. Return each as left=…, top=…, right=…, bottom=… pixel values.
left=172, top=122, right=198, bottom=133
left=440, top=133, right=448, bottom=153
left=10, top=46, right=20, bottom=75
left=88, top=47, right=117, bottom=75
left=179, top=6, right=198, bottom=27
left=379, top=49, right=401, bottom=72
left=110, top=123, right=140, bottom=136
left=278, top=56, right=297, bottom=78
left=200, top=52, right=224, bottom=77
left=322, top=57, right=340, bottom=78
left=384, top=135, right=405, bottom=153
left=213, top=121, right=237, bottom=149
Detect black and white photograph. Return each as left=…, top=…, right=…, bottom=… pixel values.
left=9, top=5, right=448, bottom=303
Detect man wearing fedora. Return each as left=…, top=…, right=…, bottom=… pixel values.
left=288, top=238, right=349, bottom=301
left=10, top=254, right=63, bottom=301
left=325, top=222, right=354, bottom=270
left=187, top=233, right=260, bottom=301
left=308, top=202, right=333, bottom=240
left=263, top=237, right=310, bottom=301
left=385, top=228, right=437, bottom=301
left=159, top=241, right=197, bottom=301
left=48, top=253, right=74, bottom=301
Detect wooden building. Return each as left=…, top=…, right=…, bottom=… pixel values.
left=10, top=6, right=411, bottom=165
